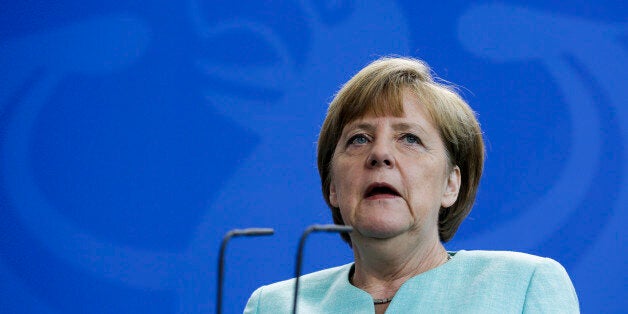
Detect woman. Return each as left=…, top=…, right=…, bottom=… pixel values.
left=244, top=57, right=579, bottom=313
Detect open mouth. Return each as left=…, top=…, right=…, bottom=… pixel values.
left=364, top=183, right=401, bottom=199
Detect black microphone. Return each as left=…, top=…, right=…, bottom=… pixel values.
left=217, top=228, right=274, bottom=314
left=292, top=224, right=353, bottom=314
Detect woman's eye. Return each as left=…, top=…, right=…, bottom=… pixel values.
left=401, top=134, right=421, bottom=145
left=348, top=134, right=369, bottom=145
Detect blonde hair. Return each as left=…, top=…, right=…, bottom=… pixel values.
left=317, top=57, right=484, bottom=244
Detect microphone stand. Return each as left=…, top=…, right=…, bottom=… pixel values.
left=292, top=224, right=353, bottom=314
left=217, top=228, right=274, bottom=314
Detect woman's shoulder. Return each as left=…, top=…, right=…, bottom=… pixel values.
left=245, top=263, right=353, bottom=307
left=244, top=263, right=355, bottom=313
left=440, top=250, right=579, bottom=312
left=453, top=249, right=566, bottom=271
left=456, top=249, right=554, bottom=262
left=262, top=262, right=352, bottom=290
left=450, top=249, right=574, bottom=291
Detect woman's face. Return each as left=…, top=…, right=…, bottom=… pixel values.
left=329, top=90, right=460, bottom=242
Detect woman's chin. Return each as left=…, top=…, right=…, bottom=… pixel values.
left=353, top=216, right=412, bottom=240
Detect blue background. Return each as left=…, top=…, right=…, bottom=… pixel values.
left=0, top=1, right=625, bottom=313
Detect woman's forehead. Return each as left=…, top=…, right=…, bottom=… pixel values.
left=341, top=91, right=435, bottom=131
left=338, top=98, right=402, bottom=131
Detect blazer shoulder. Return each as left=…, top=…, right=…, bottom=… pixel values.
left=460, top=250, right=556, bottom=266
left=246, top=263, right=353, bottom=309
left=455, top=250, right=570, bottom=280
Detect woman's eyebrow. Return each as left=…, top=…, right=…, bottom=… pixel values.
left=392, top=122, right=426, bottom=133
left=345, top=122, right=376, bottom=133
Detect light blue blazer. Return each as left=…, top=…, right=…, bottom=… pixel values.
left=244, top=250, right=579, bottom=313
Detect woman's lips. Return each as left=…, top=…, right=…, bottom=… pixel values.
left=364, top=182, right=401, bottom=200
left=365, top=193, right=400, bottom=200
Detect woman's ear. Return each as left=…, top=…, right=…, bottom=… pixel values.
left=329, top=182, right=338, bottom=207
left=442, top=165, right=461, bottom=208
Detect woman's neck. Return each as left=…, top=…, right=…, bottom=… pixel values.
left=350, top=233, right=448, bottom=300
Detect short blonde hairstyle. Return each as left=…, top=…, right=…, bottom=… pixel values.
left=317, top=57, right=484, bottom=244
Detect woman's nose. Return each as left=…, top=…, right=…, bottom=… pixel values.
left=366, top=141, right=395, bottom=168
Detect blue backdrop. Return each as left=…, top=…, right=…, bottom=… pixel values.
left=0, top=1, right=625, bottom=313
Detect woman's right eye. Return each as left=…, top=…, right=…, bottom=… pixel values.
left=348, top=134, right=369, bottom=145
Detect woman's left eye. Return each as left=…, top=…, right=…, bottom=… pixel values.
left=401, top=134, right=421, bottom=145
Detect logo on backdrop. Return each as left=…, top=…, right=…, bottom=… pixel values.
left=1, top=2, right=624, bottom=312
left=457, top=4, right=625, bottom=260
left=0, top=1, right=410, bottom=313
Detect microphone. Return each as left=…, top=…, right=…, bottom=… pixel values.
left=217, top=228, right=274, bottom=314
left=292, top=224, right=353, bottom=314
